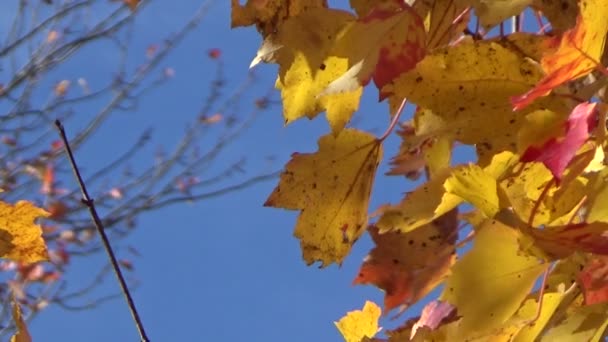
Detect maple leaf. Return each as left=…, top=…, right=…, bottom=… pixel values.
left=384, top=40, right=559, bottom=163
left=265, top=129, right=382, bottom=266
left=466, top=0, right=533, bottom=29
left=334, top=301, right=381, bottom=342
left=376, top=168, right=461, bottom=233
left=10, top=297, right=31, bottom=342
left=387, top=120, right=451, bottom=180
left=578, top=256, right=608, bottom=305
left=520, top=102, right=598, bottom=182
left=512, top=0, right=608, bottom=110
left=409, top=300, right=456, bottom=339
left=354, top=210, right=457, bottom=313
left=531, top=0, right=578, bottom=33
left=253, top=8, right=362, bottom=133
left=441, top=219, right=548, bottom=337
left=444, top=164, right=501, bottom=218
left=322, top=1, right=427, bottom=101
left=378, top=151, right=517, bottom=233
left=585, top=168, right=608, bottom=223
left=231, top=0, right=328, bottom=36
left=0, top=201, right=49, bottom=264
left=523, top=222, right=608, bottom=260
left=492, top=32, right=552, bottom=62
left=542, top=301, right=608, bottom=340
left=412, top=0, right=470, bottom=49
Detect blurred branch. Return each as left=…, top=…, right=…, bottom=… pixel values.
left=0, top=0, right=280, bottom=337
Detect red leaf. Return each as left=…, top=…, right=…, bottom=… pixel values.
left=520, top=102, right=597, bottom=182
left=354, top=210, right=457, bottom=313
left=511, top=2, right=608, bottom=110
left=579, top=256, right=608, bottom=305
left=526, top=222, right=608, bottom=259
left=364, top=4, right=426, bottom=99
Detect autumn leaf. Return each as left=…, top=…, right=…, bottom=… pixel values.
left=265, top=129, right=382, bottom=266
left=542, top=301, right=608, bottom=341
left=323, top=2, right=426, bottom=100
left=0, top=201, right=49, bottom=264
left=520, top=102, right=598, bottom=182
left=354, top=210, right=457, bottom=312
left=413, top=0, right=470, bottom=49
left=335, top=301, right=381, bottom=342
left=512, top=0, right=608, bottom=110
left=387, top=121, right=451, bottom=180
left=467, top=0, right=533, bottom=29
left=524, top=222, right=608, bottom=260
left=257, top=8, right=362, bottom=133
left=231, top=0, right=327, bottom=36
left=441, top=219, right=548, bottom=337
left=379, top=151, right=516, bottom=233
left=510, top=292, right=567, bottom=342
left=376, top=168, right=461, bottom=234
left=10, top=297, right=31, bottom=342
left=444, top=164, right=500, bottom=218
left=409, top=300, right=456, bottom=340
left=532, top=0, right=578, bottom=33
left=387, top=111, right=452, bottom=179
left=383, top=40, right=560, bottom=163
left=578, top=256, right=608, bottom=305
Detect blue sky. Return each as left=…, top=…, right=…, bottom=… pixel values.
left=0, top=1, right=454, bottom=341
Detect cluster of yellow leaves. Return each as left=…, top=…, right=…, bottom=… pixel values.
left=234, top=0, right=608, bottom=340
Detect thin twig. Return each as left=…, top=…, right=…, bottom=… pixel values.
left=54, top=120, right=150, bottom=342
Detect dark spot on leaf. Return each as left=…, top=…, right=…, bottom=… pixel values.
left=415, top=76, right=423, bottom=83
left=408, top=239, right=414, bottom=245
left=392, top=259, right=399, bottom=264
left=509, top=119, right=516, bottom=124
left=312, top=183, right=317, bottom=189
left=320, top=63, right=326, bottom=70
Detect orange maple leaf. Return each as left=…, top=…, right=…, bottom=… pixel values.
left=354, top=210, right=457, bottom=313
left=512, top=0, right=608, bottom=110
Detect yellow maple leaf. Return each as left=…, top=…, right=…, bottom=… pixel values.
left=0, top=201, right=49, bottom=264
left=441, top=219, right=548, bottom=338
left=541, top=301, right=608, bottom=341
left=444, top=164, right=500, bottom=218
left=265, top=129, right=382, bottom=266
left=378, top=151, right=516, bottom=233
left=265, top=8, right=361, bottom=134
left=376, top=168, right=461, bottom=234
left=10, top=297, right=32, bottom=342
left=467, top=0, right=533, bottom=28
left=335, top=301, right=381, bottom=342
left=512, top=0, right=608, bottom=109
left=384, top=40, right=565, bottom=164
left=532, top=0, right=578, bottom=33
left=322, top=2, right=426, bottom=100
left=231, top=0, right=327, bottom=36
left=413, top=0, right=469, bottom=49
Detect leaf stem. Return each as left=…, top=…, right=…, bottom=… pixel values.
left=54, top=119, right=150, bottom=342
left=379, top=98, right=407, bottom=141
left=528, top=179, right=554, bottom=227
